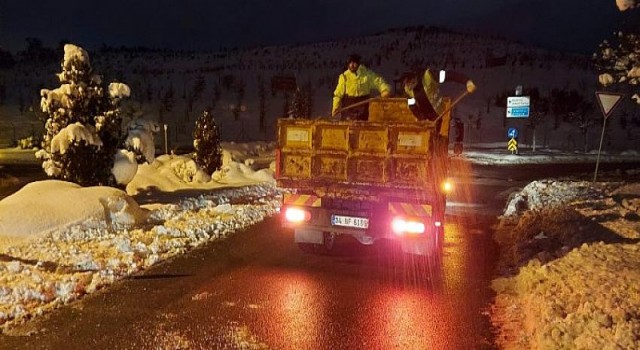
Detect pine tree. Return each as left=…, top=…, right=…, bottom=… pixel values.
left=37, top=44, right=129, bottom=186
left=289, top=88, right=304, bottom=118
left=193, top=111, right=222, bottom=174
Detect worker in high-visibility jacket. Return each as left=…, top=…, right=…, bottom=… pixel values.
left=332, top=54, right=391, bottom=120
left=402, top=68, right=476, bottom=122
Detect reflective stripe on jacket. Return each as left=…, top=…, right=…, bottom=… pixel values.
left=332, top=65, right=390, bottom=114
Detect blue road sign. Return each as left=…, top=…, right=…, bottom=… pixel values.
left=507, top=127, right=518, bottom=139
left=506, top=106, right=529, bottom=118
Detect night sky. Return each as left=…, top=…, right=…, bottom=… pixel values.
left=0, top=0, right=631, bottom=54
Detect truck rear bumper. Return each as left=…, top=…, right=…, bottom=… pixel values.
left=292, top=227, right=375, bottom=245
left=282, top=204, right=441, bottom=244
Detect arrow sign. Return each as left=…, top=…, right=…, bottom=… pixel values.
left=507, top=127, right=518, bottom=139
left=507, top=138, right=518, bottom=153
left=595, top=91, right=624, bottom=120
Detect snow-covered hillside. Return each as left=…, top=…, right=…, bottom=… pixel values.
left=2, top=26, right=637, bottom=153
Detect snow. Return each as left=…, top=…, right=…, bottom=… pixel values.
left=124, top=119, right=160, bottom=164
left=111, top=149, right=138, bottom=185
left=49, top=122, right=103, bottom=154
left=108, top=82, right=131, bottom=99
left=492, top=177, right=640, bottom=349
left=0, top=142, right=281, bottom=330
left=617, top=0, right=639, bottom=11
left=0, top=143, right=639, bottom=349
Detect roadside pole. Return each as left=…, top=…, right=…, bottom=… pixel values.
left=163, top=124, right=168, bottom=154
left=593, top=91, right=624, bottom=183
left=593, top=117, right=607, bottom=182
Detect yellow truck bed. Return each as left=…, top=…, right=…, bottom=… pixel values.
left=277, top=119, right=433, bottom=181
left=276, top=99, right=450, bottom=197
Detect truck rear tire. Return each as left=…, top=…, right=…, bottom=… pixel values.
left=322, top=232, right=336, bottom=252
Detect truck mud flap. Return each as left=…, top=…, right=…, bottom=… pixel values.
left=352, top=232, right=374, bottom=245
left=399, top=237, right=440, bottom=256
left=294, top=228, right=323, bottom=244
left=400, top=239, right=429, bottom=255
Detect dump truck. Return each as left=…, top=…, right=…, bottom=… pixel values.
left=275, top=96, right=455, bottom=256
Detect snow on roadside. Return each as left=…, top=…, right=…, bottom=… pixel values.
left=0, top=143, right=281, bottom=330
left=0, top=183, right=280, bottom=329
left=491, top=177, right=640, bottom=349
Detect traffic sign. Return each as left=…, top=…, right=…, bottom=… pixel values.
left=506, top=96, right=530, bottom=118
left=507, top=96, right=530, bottom=107
left=593, top=91, right=624, bottom=182
left=507, top=106, right=529, bottom=118
left=507, top=138, right=518, bottom=154
left=507, top=127, right=518, bottom=139
left=595, top=91, right=624, bottom=120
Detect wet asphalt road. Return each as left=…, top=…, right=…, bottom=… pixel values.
left=0, top=216, right=498, bottom=350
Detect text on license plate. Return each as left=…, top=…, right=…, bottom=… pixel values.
left=331, top=215, right=369, bottom=229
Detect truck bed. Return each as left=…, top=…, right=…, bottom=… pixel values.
left=276, top=117, right=446, bottom=200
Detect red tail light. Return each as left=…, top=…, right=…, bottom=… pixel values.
left=284, top=207, right=311, bottom=223
left=391, top=217, right=426, bottom=235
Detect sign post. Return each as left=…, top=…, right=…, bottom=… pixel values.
left=163, top=124, right=168, bottom=154
left=593, top=91, right=624, bottom=182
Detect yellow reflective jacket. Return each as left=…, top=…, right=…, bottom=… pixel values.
left=404, top=69, right=444, bottom=115
left=332, top=65, right=391, bottom=114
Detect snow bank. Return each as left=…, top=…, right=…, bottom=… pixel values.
left=0, top=180, right=148, bottom=248
left=491, top=178, right=640, bottom=349
left=0, top=183, right=279, bottom=328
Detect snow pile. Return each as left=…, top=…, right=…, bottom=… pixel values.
left=126, top=153, right=275, bottom=196
left=0, top=180, right=148, bottom=246
left=0, top=141, right=280, bottom=329
left=491, top=179, right=640, bottom=349
left=0, top=182, right=280, bottom=328
left=502, top=180, right=601, bottom=217
left=221, top=141, right=277, bottom=168
left=212, top=161, right=276, bottom=185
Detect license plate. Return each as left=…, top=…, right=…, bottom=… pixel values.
left=331, top=215, right=369, bottom=229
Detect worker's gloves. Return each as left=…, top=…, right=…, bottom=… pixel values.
left=466, top=80, right=477, bottom=93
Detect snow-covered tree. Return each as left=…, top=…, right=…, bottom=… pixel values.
left=593, top=31, right=640, bottom=102
left=594, top=2, right=640, bottom=102
left=616, top=0, right=639, bottom=11
left=288, top=88, right=305, bottom=118
left=36, top=44, right=133, bottom=186
left=125, top=119, right=159, bottom=164
left=193, top=111, right=222, bottom=174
